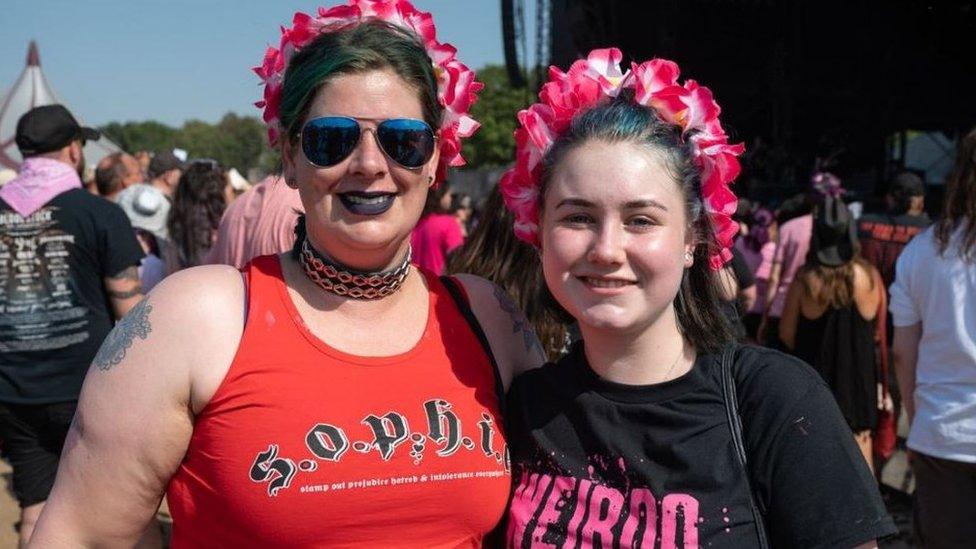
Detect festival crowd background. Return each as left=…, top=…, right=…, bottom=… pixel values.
left=0, top=1, right=973, bottom=548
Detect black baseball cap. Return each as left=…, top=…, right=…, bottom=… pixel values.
left=15, top=104, right=100, bottom=156
left=148, top=150, right=185, bottom=178
left=889, top=171, right=926, bottom=198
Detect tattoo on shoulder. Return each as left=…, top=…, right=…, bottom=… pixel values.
left=492, top=284, right=546, bottom=358
left=92, top=299, right=154, bottom=371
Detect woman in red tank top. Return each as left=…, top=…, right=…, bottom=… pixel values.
left=29, top=2, right=545, bottom=547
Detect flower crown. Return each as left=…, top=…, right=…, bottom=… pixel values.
left=499, top=48, right=744, bottom=269
left=253, top=0, right=483, bottom=183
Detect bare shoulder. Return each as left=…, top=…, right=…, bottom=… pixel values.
left=852, top=262, right=881, bottom=317
left=149, top=264, right=244, bottom=316
left=135, top=264, right=246, bottom=409
left=450, top=274, right=546, bottom=390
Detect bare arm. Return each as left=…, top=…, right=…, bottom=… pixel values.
left=104, top=265, right=144, bottom=319
left=739, top=284, right=757, bottom=313
left=892, top=323, right=922, bottom=425
left=30, top=266, right=244, bottom=547
left=452, top=274, right=547, bottom=392
left=778, top=276, right=803, bottom=350
left=756, top=260, right=782, bottom=342
left=764, top=260, right=782, bottom=314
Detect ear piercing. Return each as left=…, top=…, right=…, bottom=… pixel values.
left=684, top=251, right=693, bottom=261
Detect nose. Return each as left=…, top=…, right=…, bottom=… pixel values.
left=346, top=127, right=387, bottom=178
left=587, top=221, right=626, bottom=266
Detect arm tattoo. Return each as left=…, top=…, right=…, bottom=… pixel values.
left=92, top=299, right=154, bottom=371
left=492, top=284, right=546, bottom=358
left=109, top=266, right=140, bottom=281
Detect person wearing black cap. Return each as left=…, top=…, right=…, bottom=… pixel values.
left=147, top=150, right=184, bottom=199
left=857, top=171, right=931, bottom=288
left=778, top=196, right=885, bottom=473
left=0, top=104, right=145, bottom=545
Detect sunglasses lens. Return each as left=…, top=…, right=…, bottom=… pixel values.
left=301, top=117, right=360, bottom=167
left=377, top=119, right=436, bottom=169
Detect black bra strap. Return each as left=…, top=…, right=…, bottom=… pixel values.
left=439, top=276, right=506, bottom=414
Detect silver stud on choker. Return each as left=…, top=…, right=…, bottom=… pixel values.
left=299, top=238, right=412, bottom=300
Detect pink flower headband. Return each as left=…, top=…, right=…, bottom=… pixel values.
left=253, top=0, right=483, bottom=183
left=499, top=48, right=744, bottom=269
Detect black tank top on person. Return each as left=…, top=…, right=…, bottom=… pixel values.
left=794, top=304, right=877, bottom=432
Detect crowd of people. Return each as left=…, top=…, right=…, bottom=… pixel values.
left=0, top=0, right=972, bottom=547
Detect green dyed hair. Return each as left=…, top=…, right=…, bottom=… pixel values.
left=279, top=20, right=443, bottom=146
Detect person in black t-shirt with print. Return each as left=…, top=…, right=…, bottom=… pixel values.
left=0, top=105, right=144, bottom=546
left=857, top=171, right=930, bottom=289
left=498, top=52, right=895, bottom=548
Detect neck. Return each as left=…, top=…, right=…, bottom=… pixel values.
left=580, top=304, right=694, bottom=386
left=307, top=233, right=410, bottom=274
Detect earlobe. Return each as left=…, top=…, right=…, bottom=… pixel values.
left=281, top=141, right=299, bottom=189
left=684, top=247, right=694, bottom=267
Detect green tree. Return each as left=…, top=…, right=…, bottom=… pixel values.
left=463, top=65, right=535, bottom=169
left=101, top=114, right=273, bottom=175
left=100, top=120, right=179, bottom=154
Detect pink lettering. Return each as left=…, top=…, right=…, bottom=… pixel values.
left=566, top=477, right=593, bottom=541
left=660, top=493, right=700, bottom=548
left=580, top=484, right=625, bottom=548
left=531, top=476, right=577, bottom=548
left=620, top=487, right=657, bottom=548
left=508, top=472, right=554, bottom=546
left=508, top=470, right=701, bottom=549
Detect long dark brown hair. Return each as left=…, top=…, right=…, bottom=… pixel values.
left=446, top=187, right=568, bottom=361
left=935, top=127, right=976, bottom=262
left=167, top=161, right=227, bottom=269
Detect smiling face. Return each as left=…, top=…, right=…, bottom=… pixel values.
left=540, top=139, right=694, bottom=335
left=282, top=69, right=439, bottom=270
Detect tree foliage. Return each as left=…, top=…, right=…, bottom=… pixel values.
left=464, top=65, right=535, bottom=168
left=100, top=113, right=273, bottom=176
left=99, top=64, right=533, bottom=175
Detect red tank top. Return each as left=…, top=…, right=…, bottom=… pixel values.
left=167, top=255, right=510, bottom=548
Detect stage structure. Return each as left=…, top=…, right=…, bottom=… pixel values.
left=0, top=41, right=121, bottom=170
left=505, top=0, right=976, bottom=200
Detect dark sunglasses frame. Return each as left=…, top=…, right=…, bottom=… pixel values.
left=299, top=116, right=438, bottom=170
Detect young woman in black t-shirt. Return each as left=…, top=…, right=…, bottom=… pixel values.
left=498, top=50, right=895, bottom=548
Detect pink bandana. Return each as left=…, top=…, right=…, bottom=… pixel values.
left=0, top=157, right=82, bottom=217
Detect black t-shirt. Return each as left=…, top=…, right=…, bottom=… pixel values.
left=0, top=189, right=143, bottom=403
left=506, top=343, right=896, bottom=548
left=857, top=211, right=930, bottom=288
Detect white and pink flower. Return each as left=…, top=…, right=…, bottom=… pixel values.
left=253, top=0, right=481, bottom=184
left=499, top=50, right=744, bottom=269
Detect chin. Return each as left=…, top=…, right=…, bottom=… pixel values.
left=571, top=303, right=643, bottom=333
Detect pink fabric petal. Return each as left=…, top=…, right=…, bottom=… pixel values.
left=633, top=58, right=680, bottom=103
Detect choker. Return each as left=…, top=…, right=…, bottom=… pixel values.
left=299, top=238, right=412, bottom=300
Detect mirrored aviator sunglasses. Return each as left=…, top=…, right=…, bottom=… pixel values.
left=300, top=116, right=437, bottom=170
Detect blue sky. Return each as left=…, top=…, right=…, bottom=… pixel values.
left=0, top=0, right=533, bottom=127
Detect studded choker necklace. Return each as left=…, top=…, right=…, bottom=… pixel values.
left=298, top=238, right=412, bottom=300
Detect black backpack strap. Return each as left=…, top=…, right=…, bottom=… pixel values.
left=438, top=276, right=506, bottom=413
left=720, top=343, right=771, bottom=549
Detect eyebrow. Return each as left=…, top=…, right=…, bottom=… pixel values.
left=555, top=197, right=669, bottom=212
